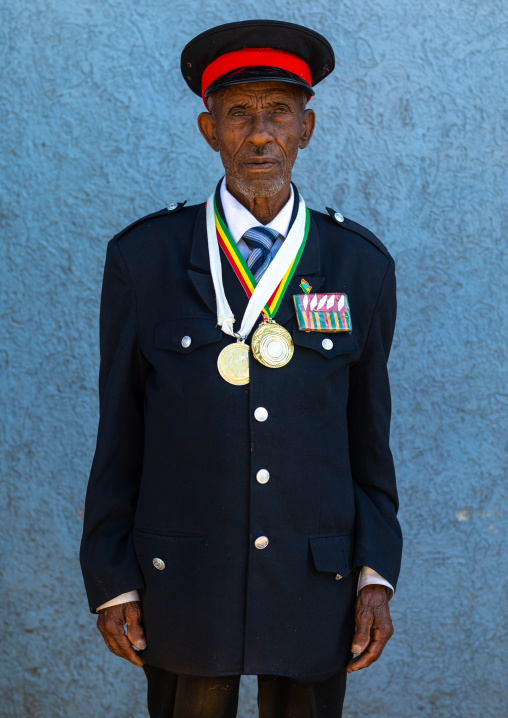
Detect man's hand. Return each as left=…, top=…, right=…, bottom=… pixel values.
left=97, top=601, right=146, bottom=667
left=347, top=585, right=393, bottom=673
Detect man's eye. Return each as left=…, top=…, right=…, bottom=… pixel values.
left=274, top=106, right=289, bottom=113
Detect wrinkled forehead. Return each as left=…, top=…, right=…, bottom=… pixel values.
left=209, top=81, right=305, bottom=107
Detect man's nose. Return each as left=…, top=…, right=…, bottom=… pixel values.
left=246, top=111, right=275, bottom=147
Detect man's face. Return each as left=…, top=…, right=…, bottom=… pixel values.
left=198, top=81, right=315, bottom=200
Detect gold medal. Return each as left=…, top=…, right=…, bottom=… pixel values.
left=206, top=188, right=310, bottom=387
left=217, top=341, right=250, bottom=385
left=251, top=321, right=294, bottom=369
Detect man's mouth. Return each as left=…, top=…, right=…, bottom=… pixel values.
left=243, top=158, right=279, bottom=171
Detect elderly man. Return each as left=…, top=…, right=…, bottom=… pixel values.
left=80, top=19, right=402, bottom=718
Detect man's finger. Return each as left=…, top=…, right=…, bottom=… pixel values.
left=97, top=604, right=145, bottom=667
left=350, top=606, right=374, bottom=655
left=347, top=637, right=387, bottom=672
left=104, top=630, right=145, bottom=667
left=347, top=607, right=394, bottom=673
left=100, top=621, right=145, bottom=667
left=111, top=630, right=145, bottom=667
left=125, top=601, right=146, bottom=650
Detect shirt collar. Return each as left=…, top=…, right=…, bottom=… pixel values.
left=220, top=177, right=294, bottom=244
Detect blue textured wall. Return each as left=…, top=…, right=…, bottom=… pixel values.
left=1, top=1, right=506, bottom=716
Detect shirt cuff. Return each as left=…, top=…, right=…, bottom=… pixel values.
left=357, top=566, right=394, bottom=600
left=96, top=590, right=141, bottom=612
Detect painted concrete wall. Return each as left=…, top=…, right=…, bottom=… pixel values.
left=1, top=1, right=506, bottom=716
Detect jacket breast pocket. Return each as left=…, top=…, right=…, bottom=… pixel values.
left=154, top=317, right=222, bottom=354
left=292, top=325, right=360, bottom=360
left=309, top=534, right=354, bottom=578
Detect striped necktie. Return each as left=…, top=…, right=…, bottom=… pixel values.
left=243, top=226, right=280, bottom=282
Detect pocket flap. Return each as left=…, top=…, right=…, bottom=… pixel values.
left=154, top=317, right=222, bottom=354
left=133, top=528, right=204, bottom=556
left=293, top=329, right=359, bottom=358
left=309, top=534, right=354, bottom=577
left=132, top=529, right=205, bottom=577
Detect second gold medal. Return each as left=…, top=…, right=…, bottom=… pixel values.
left=251, top=321, right=294, bottom=369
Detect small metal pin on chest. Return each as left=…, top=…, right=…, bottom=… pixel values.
left=153, top=558, right=166, bottom=570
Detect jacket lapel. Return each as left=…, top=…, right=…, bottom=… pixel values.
left=274, top=212, right=324, bottom=327
left=187, top=199, right=249, bottom=323
left=188, top=203, right=217, bottom=316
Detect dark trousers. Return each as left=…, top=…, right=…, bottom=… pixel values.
left=143, top=665, right=347, bottom=718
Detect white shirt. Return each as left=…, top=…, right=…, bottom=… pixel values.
left=220, top=177, right=293, bottom=259
left=97, top=182, right=394, bottom=611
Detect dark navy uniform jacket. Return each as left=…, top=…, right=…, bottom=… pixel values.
left=80, top=186, right=402, bottom=682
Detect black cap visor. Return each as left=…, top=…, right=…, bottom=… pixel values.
left=204, top=66, right=315, bottom=100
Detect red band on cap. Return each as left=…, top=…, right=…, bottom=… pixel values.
left=202, top=48, right=312, bottom=104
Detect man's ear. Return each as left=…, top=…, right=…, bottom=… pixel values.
left=198, top=112, right=219, bottom=152
left=299, top=108, right=316, bottom=149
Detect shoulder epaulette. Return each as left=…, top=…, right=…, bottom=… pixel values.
left=113, top=201, right=187, bottom=242
left=324, top=206, right=391, bottom=259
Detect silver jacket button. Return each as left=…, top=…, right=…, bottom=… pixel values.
left=254, top=536, right=269, bottom=549
left=256, top=469, right=270, bottom=484
left=254, top=407, right=268, bottom=422
left=181, top=335, right=191, bottom=348
left=167, top=202, right=178, bottom=211
left=322, top=338, right=333, bottom=350
left=153, top=558, right=166, bottom=570
left=334, top=211, right=345, bottom=223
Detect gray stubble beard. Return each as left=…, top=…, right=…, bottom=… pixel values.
left=220, top=146, right=297, bottom=200
left=232, top=172, right=289, bottom=199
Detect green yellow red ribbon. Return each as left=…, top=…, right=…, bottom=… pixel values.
left=214, top=194, right=309, bottom=319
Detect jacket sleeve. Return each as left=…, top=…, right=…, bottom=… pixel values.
left=347, top=258, right=402, bottom=590
left=80, top=239, right=148, bottom=612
